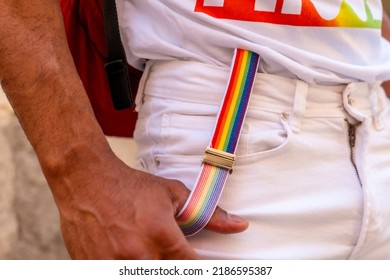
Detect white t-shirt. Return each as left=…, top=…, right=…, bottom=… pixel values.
left=117, top=0, right=390, bottom=85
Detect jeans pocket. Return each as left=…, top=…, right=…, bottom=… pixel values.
left=237, top=111, right=292, bottom=163
left=153, top=154, right=202, bottom=189
left=160, top=113, right=215, bottom=156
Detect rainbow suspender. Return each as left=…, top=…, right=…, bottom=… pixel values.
left=176, top=49, right=260, bottom=236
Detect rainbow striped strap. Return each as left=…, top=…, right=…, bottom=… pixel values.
left=176, top=49, right=260, bottom=236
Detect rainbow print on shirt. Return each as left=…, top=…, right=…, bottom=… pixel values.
left=195, top=0, right=382, bottom=28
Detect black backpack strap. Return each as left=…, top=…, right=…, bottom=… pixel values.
left=102, top=0, right=134, bottom=110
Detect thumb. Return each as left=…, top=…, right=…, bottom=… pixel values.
left=169, top=180, right=249, bottom=234
left=205, top=207, right=249, bottom=234
left=167, top=179, right=249, bottom=235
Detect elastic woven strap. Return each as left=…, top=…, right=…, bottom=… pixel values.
left=176, top=49, right=260, bottom=236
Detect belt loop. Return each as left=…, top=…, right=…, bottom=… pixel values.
left=290, top=79, right=308, bottom=133
left=370, top=83, right=385, bottom=131
left=135, top=60, right=153, bottom=111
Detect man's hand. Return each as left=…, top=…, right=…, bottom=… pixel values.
left=50, top=151, right=248, bottom=260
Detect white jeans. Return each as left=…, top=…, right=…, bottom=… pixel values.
left=133, top=60, right=390, bottom=259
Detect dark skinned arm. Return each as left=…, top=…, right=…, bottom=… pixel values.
left=0, top=0, right=248, bottom=259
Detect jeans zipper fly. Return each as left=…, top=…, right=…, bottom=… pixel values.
left=345, top=118, right=362, bottom=186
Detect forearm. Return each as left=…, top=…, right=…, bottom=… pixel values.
left=0, top=1, right=112, bottom=182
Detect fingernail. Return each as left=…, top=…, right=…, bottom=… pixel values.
left=227, top=213, right=247, bottom=224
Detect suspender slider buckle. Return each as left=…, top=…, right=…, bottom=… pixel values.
left=203, top=147, right=235, bottom=174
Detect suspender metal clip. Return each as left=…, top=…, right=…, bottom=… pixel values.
left=203, top=147, right=235, bottom=174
